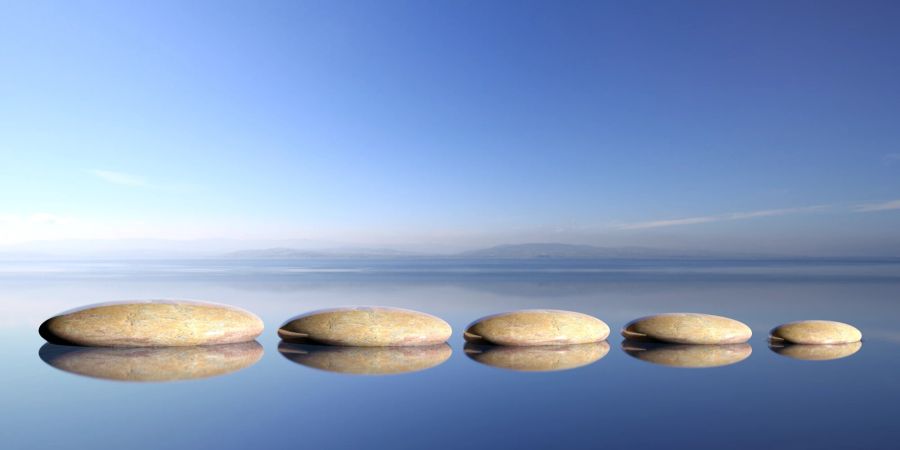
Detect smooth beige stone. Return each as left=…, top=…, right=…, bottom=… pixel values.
left=278, top=342, right=451, bottom=374
left=39, top=342, right=263, bottom=382
left=621, top=313, right=751, bottom=344
left=769, top=320, right=861, bottom=344
left=464, top=310, right=609, bottom=346
left=278, top=306, right=451, bottom=347
left=622, top=341, right=752, bottom=368
left=464, top=342, right=609, bottom=372
left=769, top=342, right=862, bottom=361
left=39, top=300, right=264, bottom=347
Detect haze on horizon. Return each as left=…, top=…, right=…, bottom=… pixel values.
left=2, top=1, right=899, bottom=257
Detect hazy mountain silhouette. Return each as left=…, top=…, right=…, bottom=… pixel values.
left=223, top=247, right=418, bottom=259
left=454, top=243, right=750, bottom=259
left=225, top=243, right=763, bottom=259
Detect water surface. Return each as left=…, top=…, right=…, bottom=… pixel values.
left=1, top=259, right=898, bottom=449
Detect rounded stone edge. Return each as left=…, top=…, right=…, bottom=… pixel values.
left=619, top=312, right=752, bottom=345
left=276, top=306, right=453, bottom=347
left=768, top=320, right=862, bottom=345
left=38, top=300, right=265, bottom=347
left=463, top=309, right=610, bottom=346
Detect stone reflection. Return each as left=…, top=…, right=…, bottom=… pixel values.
left=622, top=340, right=752, bottom=368
left=39, top=341, right=264, bottom=382
left=278, top=342, right=452, bottom=375
left=464, top=342, right=609, bottom=372
left=769, top=341, right=862, bottom=361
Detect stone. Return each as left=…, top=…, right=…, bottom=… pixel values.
left=769, top=342, right=862, bottom=361
left=278, top=306, right=451, bottom=346
left=769, top=320, right=861, bottom=345
left=39, top=342, right=263, bottom=382
left=464, top=342, right=609, bottom=372
left=621, top=313, right=751, bottom=344
left=622, top=341, right=752, bottom=368
left=278, top=342, right=451, bottom=374
left=39, top=300, right=264, bottom=347
left=464, top=310, right=609, bottom=346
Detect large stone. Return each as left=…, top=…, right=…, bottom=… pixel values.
left=464, top=310, right=609, bottom=346
left=769, top=342, right=862, bottom=361
left=39, top=300, right=264, bottom=347
left=622, top=341, right=752, bottom=368
left=769, top=320, right=861, bottom=344
left=39, top=342, right=263, bottom=382
left=278, top=306, right=451, bottom=346
left=278, top=342, right=451, bottom=374
left=621, top=313, right=751, bottom=344
left=464, top=342, right=609, bottom=372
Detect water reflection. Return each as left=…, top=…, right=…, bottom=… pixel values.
left=622, top=340, right=752, bottom=368
left=39, top=341, right=264, bottom=382
left=278, top=342, right=452, bottom=375
left=769, top=341, right=862, bottom=361
left=464, top=342, right=609, bottom=372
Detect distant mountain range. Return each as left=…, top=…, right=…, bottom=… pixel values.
left=224, top=243, right=765, bottom=260
left=223, top=247, right=417, bottom=259
left=455, top=243, right=741, bottom=259
left=2, top=241, right=897, bottom=260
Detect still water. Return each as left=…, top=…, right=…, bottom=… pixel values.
left=1, top=259, right=899, bottom=449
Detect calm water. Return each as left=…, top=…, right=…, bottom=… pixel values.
left=2, top=259, right=899, bottom=449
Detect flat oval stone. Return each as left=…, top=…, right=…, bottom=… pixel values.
left=769, top=320, right=861, bottom=344
left=39, top=300, right=264, bottom=347
left=622, top=341, right=752, bottom=368
left=278, top=307, right=451, bottom=346
left=769, top=342, right=862, bottom=361
left=39, top=342, right=263, bottom=382
left=464, top=310, right=609, bottom=346
left=621, top=313, right=751, bottom=344
left=278, top=342, right=451, bottom=374
left=464, top=342, right=609, bottom=372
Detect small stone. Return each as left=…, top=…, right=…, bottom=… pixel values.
left=464, top=342, right=609, bottom=372
left=39, top=300, right=264, bottom=347
left=769, top=320, right=861, bottom=344
left=39, top=342, right=263, bottom=382
left=278, top=342, right=451, bottom=374
left=621, top=313, right=751, bottom=344
left=464, top=310, right=609, bottom=346
left=769, top=342, right=862, bottom=361
left=278, top=306, right=451, bottom=347
left=622, top=341, right=752, bottom=368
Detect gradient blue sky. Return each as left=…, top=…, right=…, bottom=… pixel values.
left=1, top=1, right=899, bottom=254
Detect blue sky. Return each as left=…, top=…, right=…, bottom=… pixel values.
left=1, top=1, right=899, bottom=255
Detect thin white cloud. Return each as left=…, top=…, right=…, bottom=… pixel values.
left=616, top=206, right=830, bottom=230
left=89, top=169, right=150, bottom=187
left=0, top=212, right=261, bottom=246
left=885, top=153, right=900, bottom=162
left=855, top=199, right=900, bottom=212
left=619, top=216, right=718, bottom=230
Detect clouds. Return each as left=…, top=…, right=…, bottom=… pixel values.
left=89, top=169, right=151, bottom=187
left=616, top=206, right=830, bottom=230
left=616, top=200, right=900, bottom=231
left=0, top=212, right=260, bottom=246
left=88, top=169, right=194, bottom=192
left=0, top=213, right=85, bottom=245
left=2, top=193, right=898, bottom=248
left=856, top=199, right=900, bottom=212
left=0, top=213, right=72, bottom=228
